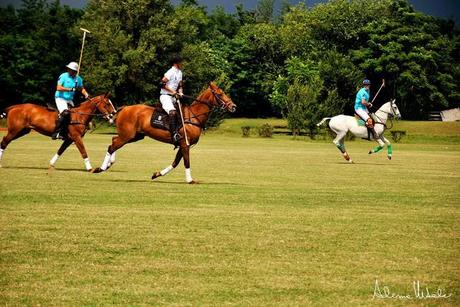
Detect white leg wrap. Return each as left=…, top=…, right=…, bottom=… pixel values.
left=160, top=165, right=174, bottom=176
left=84, top=158, right=92, bottom=170
left=185, top=168, right=193, bottom=183
left=110, top=152, right=116, bottom=164
left=50, top=153, right=59, bottom=166
left=0, top=148, right=4, bottom=161
left=100, top=152, right=111, bottom=171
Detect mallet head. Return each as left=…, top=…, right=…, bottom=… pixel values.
left=80, top=28, right=91, bottom=34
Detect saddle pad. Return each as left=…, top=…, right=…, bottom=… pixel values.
left=150, top=108, right=169, bottom=130
left=354, top=114, right=366, bottom=127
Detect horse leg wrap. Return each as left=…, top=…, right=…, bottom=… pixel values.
left=335, top=143, right=345, bottom=153
left=50, top=153, right=59, bottom=166
left=110, top=152, right=116, bottom=164
left=185, top=168, right=193, bottom=183
left=371, top=145, right=384, bottom=153
left=100, top=152, right=111, bottom=171
left=387, top=144, right=393, bottom=156
left=84, top=158, right=92, bottom=171
left=0, top=148, right=4, bottom=162
left=160, top=165, right=174, bottom=176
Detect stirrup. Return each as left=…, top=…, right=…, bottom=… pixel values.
left=172, top=132, right=182, bottom=143
left=52, top=132, right=63, bottom=140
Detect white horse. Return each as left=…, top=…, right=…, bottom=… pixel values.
left=317, top=99, right=401, bottom=163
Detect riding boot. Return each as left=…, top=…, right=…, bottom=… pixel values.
left=168, top=110, right=181, bottom=145
left=366, top=118, right=378, bottom=139
left=52, top=110, right=70, bottom=140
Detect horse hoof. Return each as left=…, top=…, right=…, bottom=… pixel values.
left=368, top=150, right=372, bottom=154
left=388, top=156, right=392, bottom=160
left=188, top=180, right=199, bottom=184
left=91, top=167, right=102, bottom=174
left=349, top=160, right=354, bottom=164
left=151, top=172, right=161, bottom=180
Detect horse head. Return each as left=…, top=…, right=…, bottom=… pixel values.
left=378, top=99, right=401, bottom=119
left=207, top=82, right=237, bottom=113
left=388, top=99, right=401, bottom=119
left=91, top=93, right=117, bottom=124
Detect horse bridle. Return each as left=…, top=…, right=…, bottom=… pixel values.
left=210, top=88, right=233, bottom=111
left=181, top=87, right=234, bottom=128
left=75, top=96, right=117, bottom=120
left=373, top=101, right=398, bottom=129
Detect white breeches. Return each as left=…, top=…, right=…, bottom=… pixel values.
left=55, top=97, right=74, bottom=113
left=159, top=95, right=176, bottom=113
left=355, top=108, right=370, bottom=121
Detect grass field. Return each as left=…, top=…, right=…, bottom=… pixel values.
left=0, top=120, right=459, bottom=305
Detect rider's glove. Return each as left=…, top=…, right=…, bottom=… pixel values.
left=367, top=103, right=373, bottom=108
left=70, top=87, right=76, bottom=92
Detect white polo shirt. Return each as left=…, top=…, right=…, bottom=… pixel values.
left=160, top=66, right=182, bottom=95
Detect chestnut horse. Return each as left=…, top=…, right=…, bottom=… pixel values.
left=0, top=94, right=116, bottom=171
left=93, top=82, right=236, bottom=183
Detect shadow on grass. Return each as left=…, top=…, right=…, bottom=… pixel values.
left=1, top=165, right=127, bottom=173
left=333, top=161, right=396, bottom=166
left=98, top=178, right=243, bottom=186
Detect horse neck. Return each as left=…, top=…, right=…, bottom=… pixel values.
left=375, top=103, right=390, bottom=123
left=73, top=98, right=98, bottom=123
left=188, top=90, right=214, bottom=125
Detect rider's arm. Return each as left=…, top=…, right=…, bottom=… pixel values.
left=81, top=87, right=90, bottom=99
left=361, top=98, right=371, bottom=107
left=56, top=84, right=75, bottom=92
left=177, top=80, right=184, bottom=96
left=161, top=76, right=176, bottom=95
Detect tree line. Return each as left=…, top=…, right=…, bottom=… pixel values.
left=1, top=0, right=459, bottom=130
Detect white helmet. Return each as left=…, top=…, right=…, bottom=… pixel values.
left=66, top=62, right=79, bottom=71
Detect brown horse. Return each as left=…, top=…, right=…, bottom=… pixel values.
left=93, top=82, right=236, bottom=183
left=0, top=94, right=117, bottom=171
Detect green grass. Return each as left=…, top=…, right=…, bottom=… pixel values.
left=0, top=125, right=459, bottom=305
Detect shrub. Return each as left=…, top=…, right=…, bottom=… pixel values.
left=241, top=126, right=251, bottom=137
left=258, top=123, right=274, bottom=137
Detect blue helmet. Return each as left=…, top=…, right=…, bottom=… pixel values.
left=363, top=79, right=371, bottom=85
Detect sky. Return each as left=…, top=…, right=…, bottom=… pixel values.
left=1, top=0, right=459, bottom=24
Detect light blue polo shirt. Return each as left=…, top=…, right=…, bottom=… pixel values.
left=55, top=72, right=83, bottom=101
left=354, top=87, right=370, bottom=110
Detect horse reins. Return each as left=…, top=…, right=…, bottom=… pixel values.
left=180, top=89, right=232, bottom=128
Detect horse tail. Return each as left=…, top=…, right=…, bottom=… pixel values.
left=316, top=117, right=332, bottom=127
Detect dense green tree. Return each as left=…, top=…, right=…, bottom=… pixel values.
left=0, top=0, right=82, bottom=107
left=0, top=0, right=458, bottom=122
left=79, top=0, right=209, bottom=104
left=255, top=0, right=275, bottom=23
left=352, top=0, right=460, bottom=118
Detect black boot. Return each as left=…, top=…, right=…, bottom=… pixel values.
left=168, top=110, right=181, bottom=145
left=52, top=110, right=70, bottom=140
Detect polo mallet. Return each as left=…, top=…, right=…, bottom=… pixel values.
left=176, top=98, right=190, bottom=146
left=77, top=28, right=91, bottom=78
left=371, top=79, right=385, bottom=104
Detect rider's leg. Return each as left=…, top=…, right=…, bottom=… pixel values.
left=160, top=95, right=181, bottom=144
left=52, top=98, right=71, bottom=140
left=356, top=108, right=378, bottom=139
left=168, top=110, right=181, bottom=143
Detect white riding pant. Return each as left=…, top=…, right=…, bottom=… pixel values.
left=355, top=108, right=370, bottom=121
left=159, top=95, right=176, bottom=113
left=55, top=97, right=74, bottom=114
